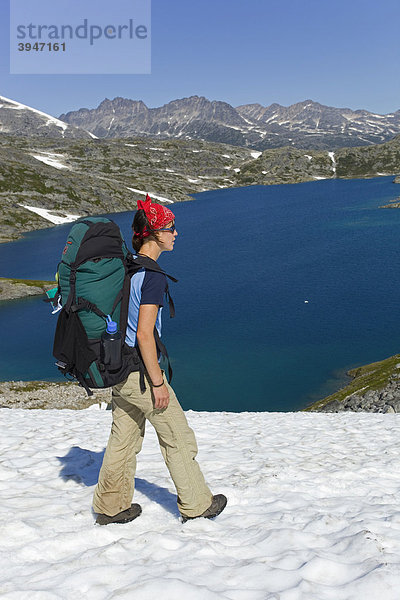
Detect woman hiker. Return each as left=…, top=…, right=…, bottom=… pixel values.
left=92, top=195, right=227, bottom=525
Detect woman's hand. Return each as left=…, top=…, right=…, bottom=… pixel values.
left=152, top=383, right=170, bottom=409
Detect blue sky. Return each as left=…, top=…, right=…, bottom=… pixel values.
left=1, top=0, right=399, bottom=117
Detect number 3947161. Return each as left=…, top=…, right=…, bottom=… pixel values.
left=18, top=42, right=66, bottom=51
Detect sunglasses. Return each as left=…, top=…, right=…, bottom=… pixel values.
left=155, top=224, right=176, bottom=233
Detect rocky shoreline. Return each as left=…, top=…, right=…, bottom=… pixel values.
left=0, top=380, right=111, bottom=410
left=316, top=374, right=400, bottom=413
left=304, top=354, right=400, bottom=413
left=0, top=278, right=55, bottom=301
left=2, top=353, right=400, bottom=412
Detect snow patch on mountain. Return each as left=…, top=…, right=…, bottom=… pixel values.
left=30, top=152, right=70, bottom=170
left=19, top=205, right=80, bottom=224
left=328, top=151, right=337, bottom=175
left=127, top=188, right=174, bottom=203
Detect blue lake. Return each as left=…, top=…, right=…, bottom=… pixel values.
left=1, top=177, right=400, bottom=412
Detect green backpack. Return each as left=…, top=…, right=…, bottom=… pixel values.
left=52, top=217, right=176, bottom=395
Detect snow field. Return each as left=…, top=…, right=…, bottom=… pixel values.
left=1, top=409, right=400, bottom=599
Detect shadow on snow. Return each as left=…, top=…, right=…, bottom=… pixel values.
left=57, top=445, right=179, bottom=516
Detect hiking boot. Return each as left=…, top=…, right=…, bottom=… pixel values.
left=95, top=503, right=142, bottom=525
left=181, top=494, right=227, bottom=523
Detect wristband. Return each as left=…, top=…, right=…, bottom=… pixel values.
left=151, top=380, right=164, bottom=388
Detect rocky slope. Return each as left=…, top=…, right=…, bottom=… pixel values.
left=0, top=95, right=92, bottom=139
left=0, top=134, right=252, bottom=242
left=60, top=96, right=400, bottom=150
left=235, top=134, right=400, bottom=186
left=305, top=354, right=400, bottom=413
left=1, top=131, right=400, bottom=243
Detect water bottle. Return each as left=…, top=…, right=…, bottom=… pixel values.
left=101, top=316, right=122, bottom=371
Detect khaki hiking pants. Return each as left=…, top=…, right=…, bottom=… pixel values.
left=92, top=370, right=213, bottom=518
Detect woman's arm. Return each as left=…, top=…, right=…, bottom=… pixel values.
left=136, top=304, right=170, bottom=409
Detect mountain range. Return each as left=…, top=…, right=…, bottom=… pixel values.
left=59, top=96, right=400, bottom=151
left=2, top=92, right=400, bottom=151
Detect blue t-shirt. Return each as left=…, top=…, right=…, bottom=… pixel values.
left=125, top=268, right=167, bottom=348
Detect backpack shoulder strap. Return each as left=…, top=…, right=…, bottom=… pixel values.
left=127, top=254, right=177, bottom=318
left=127, top=254, right=178, bottom=283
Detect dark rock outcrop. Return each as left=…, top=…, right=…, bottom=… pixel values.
left=319, top=376, right=400, bottom=413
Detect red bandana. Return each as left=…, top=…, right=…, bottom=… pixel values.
left=135, top=194, right=175, bottom=238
